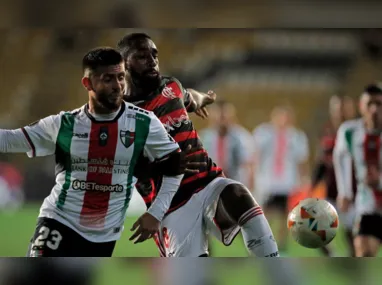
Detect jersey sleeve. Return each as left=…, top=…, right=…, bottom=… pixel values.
left=22, top=114, right=62, bottom=158
left=172, top=77, right=194, bottom=111
left=333, top=123, right=354, bottom=199
left=143, top=113, right=180, bottom=161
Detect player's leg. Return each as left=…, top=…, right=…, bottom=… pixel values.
left=262, top=195, right=289, bottom=252
left=353, top=214, right=382, bottom=257
left=342, top=206, right=356, bottom=257
left=27, top=217, right=115, bottom=257
left=154, top=192, right=209, bottom=257
left=203, top=178, right=279, bottom=257
left=27, top=217, right=70, bottom=257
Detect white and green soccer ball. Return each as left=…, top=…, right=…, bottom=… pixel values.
left=287, top=198, right=339, bottom=249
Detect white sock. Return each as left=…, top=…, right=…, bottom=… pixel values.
left=239, top=206, right=279, bottom=257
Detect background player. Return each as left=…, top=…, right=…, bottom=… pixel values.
left=311, top=95, right=357, bottom=257
left=117, top=33, right=279, bottom=257
left=334, top=84, right=382, bottom=257
left=199, top=100, right=253, bottom=186
left=251, top=105, right=309, bottom=254
left=0, top=47, right=192, bottom=257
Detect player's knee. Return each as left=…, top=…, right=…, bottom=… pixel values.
left=220, top=183, right=258, bottom=222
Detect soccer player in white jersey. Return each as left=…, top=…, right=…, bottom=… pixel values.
left=0, top=47, right=196, bottom=257
left=252, top=106, right=310, bottom=252
left=334, top=84, right=382, bottom=257
left=199, top=100, right=253, bottom=186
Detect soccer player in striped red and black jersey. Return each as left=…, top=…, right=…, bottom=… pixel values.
left=117, top=33, right=279, bottom=257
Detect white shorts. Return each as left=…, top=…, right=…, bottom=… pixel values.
left=154, top=177, right=242, bottom=257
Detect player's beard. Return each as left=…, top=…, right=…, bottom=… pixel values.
left=96, top=90, right=123, bottom=111
left=129, top=68, right=161, bottom=94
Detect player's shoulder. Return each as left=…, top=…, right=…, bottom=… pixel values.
left=123, top=101, right=154, bottom=118
left=338, top=118, right=363, bottom=133
left=162, top=75, right=181, bottom=85
left=252, top=123, right=272, bottom=134
left=56, top=106, right=83, bottom=117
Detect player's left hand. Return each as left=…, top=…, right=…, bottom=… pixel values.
left=129, top=212, right=160, bottom=244
left=182, top=144, right=207, bottom=174
left=194, top=90, right=217, bottom=119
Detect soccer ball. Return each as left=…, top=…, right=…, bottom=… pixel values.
left=287, top=198, right=339, bottom=248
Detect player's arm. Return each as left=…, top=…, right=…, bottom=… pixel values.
left=130, top=113, right=185, bottom=244
left=333, top=124, right=354, bottom=211
left=0, top=115, right=60, bottom=157
left=172, top=78, right=216, bottom=118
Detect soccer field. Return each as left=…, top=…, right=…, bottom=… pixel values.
left=1, top=204, right=381, bottom=285
left=0, top=203, right=354, bottom=258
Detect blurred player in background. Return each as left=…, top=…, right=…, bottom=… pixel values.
left=0, top=157, right=24, bottom=213
left=334, top=84, right=382, bottom=257
left=118, top=33, right=279, bottom=257
left=0, top=47, right=196, bottom=257
left=199, top=100, right=253, bottom=186
left=251, top=105, right=310, bottom=254
left=311, top=95, right=357, bottom=257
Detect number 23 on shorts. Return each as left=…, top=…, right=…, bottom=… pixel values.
left=33, top=226, right=63, bottom=251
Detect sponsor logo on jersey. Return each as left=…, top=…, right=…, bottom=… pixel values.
left=72, top=180, right=123, bottom=192
left=120, top=130, right=135, bottom=148
left=73, top=132, right=89, bottom=139
left=163, top=114, right=191, bottom=132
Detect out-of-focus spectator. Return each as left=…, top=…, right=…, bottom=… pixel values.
left=251, top=105, right=309, bottom=254
left=199, top=100, right=253, bottom=186
left=0, top=157, right=24, bottom=213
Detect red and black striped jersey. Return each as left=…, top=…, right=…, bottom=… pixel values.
left=125, top=76, right=224, bottom=214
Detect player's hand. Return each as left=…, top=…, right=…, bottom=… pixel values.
left=337, top=196, right=351, bottom=212
left=194, top=90, right=217, bottom=119
left=181, top=144, right=207, bottom=174
left=366, top=165, right=380, bottom=189
left=129, top=212, right=160, bottom=244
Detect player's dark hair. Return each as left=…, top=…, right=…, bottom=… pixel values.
left=82, top=47, right=123, bottom=73
left=364, top=83, right=382, bottom=96
left=116, top=33, right=151, bottom=58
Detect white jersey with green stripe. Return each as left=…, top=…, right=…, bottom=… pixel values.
left=333, top=118, right=382, bottom=215
left=22, top=102, right=180, bottom=242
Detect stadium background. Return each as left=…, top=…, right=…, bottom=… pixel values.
left=1, top=28, right=382, bottom=284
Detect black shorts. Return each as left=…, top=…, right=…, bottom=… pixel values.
left=264, top=194, right=288, bottom=213
left=354, top=214, right=382, bottom=241
left=27, top=217, right=116, bottom=257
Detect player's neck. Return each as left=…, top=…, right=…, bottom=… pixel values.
left=128, top=76, right=160, bottom=97
left=88, top=98, right=120, bottom=115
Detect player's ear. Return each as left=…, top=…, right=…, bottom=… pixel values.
left=82, top=76, right=92, bottom=91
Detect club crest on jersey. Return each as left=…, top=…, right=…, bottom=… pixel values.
left=120, top=130, right=135, bottom=148
left=162, top=86, right=177, bottom=99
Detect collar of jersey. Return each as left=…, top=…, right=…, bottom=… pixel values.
left=84, top=102, right=126, bottom=123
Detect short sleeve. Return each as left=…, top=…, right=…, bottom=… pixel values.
left=22, top=114, right=62, bottom=158
left=143, top=113, right=180, bottom=161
